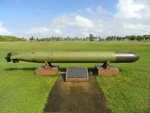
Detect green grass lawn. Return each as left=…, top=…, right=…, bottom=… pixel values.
left=0, top=42, right=150, bottom=113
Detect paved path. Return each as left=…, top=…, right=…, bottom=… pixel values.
left=43, top=74, right=112, bottom=113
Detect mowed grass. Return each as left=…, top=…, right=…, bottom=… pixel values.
left=0, top=42, right=150, bottom=113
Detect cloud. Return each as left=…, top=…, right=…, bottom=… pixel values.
left=114, top=0, right=145, bottom=19
left=30, top=27, right=62, bottom=36
left=16, top=27, right=63, bottom=38
left=86, top=6, right=107, bottom=15
left=77, top=9, right=83, bottom=13
left=52, top=15, right=94, bottom=28
left=36, top=9, right=47, bottom=14
left=50, top=15, right=95, bottom=37
left=0, top=22, right=13, bottom=35
left=11, top=0, right=150, bottom=38
left=111, top=0, right=150, bottom=36
left=74, top=15, right=94, bottom=28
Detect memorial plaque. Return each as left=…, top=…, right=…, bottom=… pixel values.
left=66, top=67, right=88, bottom=82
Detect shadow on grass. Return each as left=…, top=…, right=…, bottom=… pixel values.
left=4, top=68, right=36, bottom=71
left=4, top=67, right=98, bottom=73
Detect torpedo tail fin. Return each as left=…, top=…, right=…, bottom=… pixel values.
left=5, top=52, right=19, bottom=63
left=5, top=53, right=12, bottom=62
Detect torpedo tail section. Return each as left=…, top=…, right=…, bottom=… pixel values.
left=5, top=52, right=19, bottom=63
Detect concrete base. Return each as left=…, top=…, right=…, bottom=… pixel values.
left=95, top=65, right=119, bottom=76
left=66, top=67, right=89, bottom=82
left=35, top=65, right=59, bottom=76
left=66, top=78, right=89, bottom=82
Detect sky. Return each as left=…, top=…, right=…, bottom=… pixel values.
left=0, top=0, right=150, bottom=39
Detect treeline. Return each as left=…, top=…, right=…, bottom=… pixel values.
left=29, top=34, right=101, bottom=42
left=29, top=34, right=150, bottom=42
left=0, top=34, right=150, bottom=42
left=106, top=35, right=150, bottom=42
left=0, top=35, right=26, bottom=41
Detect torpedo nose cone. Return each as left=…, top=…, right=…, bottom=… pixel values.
left=116, top=52, right=140, bottom=63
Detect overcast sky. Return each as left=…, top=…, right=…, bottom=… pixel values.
left=0, top=0, right=150, bottom=38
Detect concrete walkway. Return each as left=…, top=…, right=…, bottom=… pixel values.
left=43, top=74, right=112, bottom=113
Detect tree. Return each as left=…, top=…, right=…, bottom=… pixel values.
left=116, top=36, right=122, bottom=41
left=88, top=34, right=95, bottom=42
left=29, top=36, right=35, bottom=41
left=137, top=36, right=142, bottom=41
left=106, top=36, right=113, bottom=41
left=143, top=35, right=150, bottom=41
left=0, top=35, right=27, bottom=42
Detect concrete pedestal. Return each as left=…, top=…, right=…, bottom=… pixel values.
left=95, top=65, right=119, bottom=76
left=35, top=65, right=59, bottom=76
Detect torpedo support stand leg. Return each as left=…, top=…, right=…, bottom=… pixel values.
left=95, top=61, right=119, bottom=76
left=35, top=61, right=59, bottom=76
left=44, top=61, right=51, bottom=69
